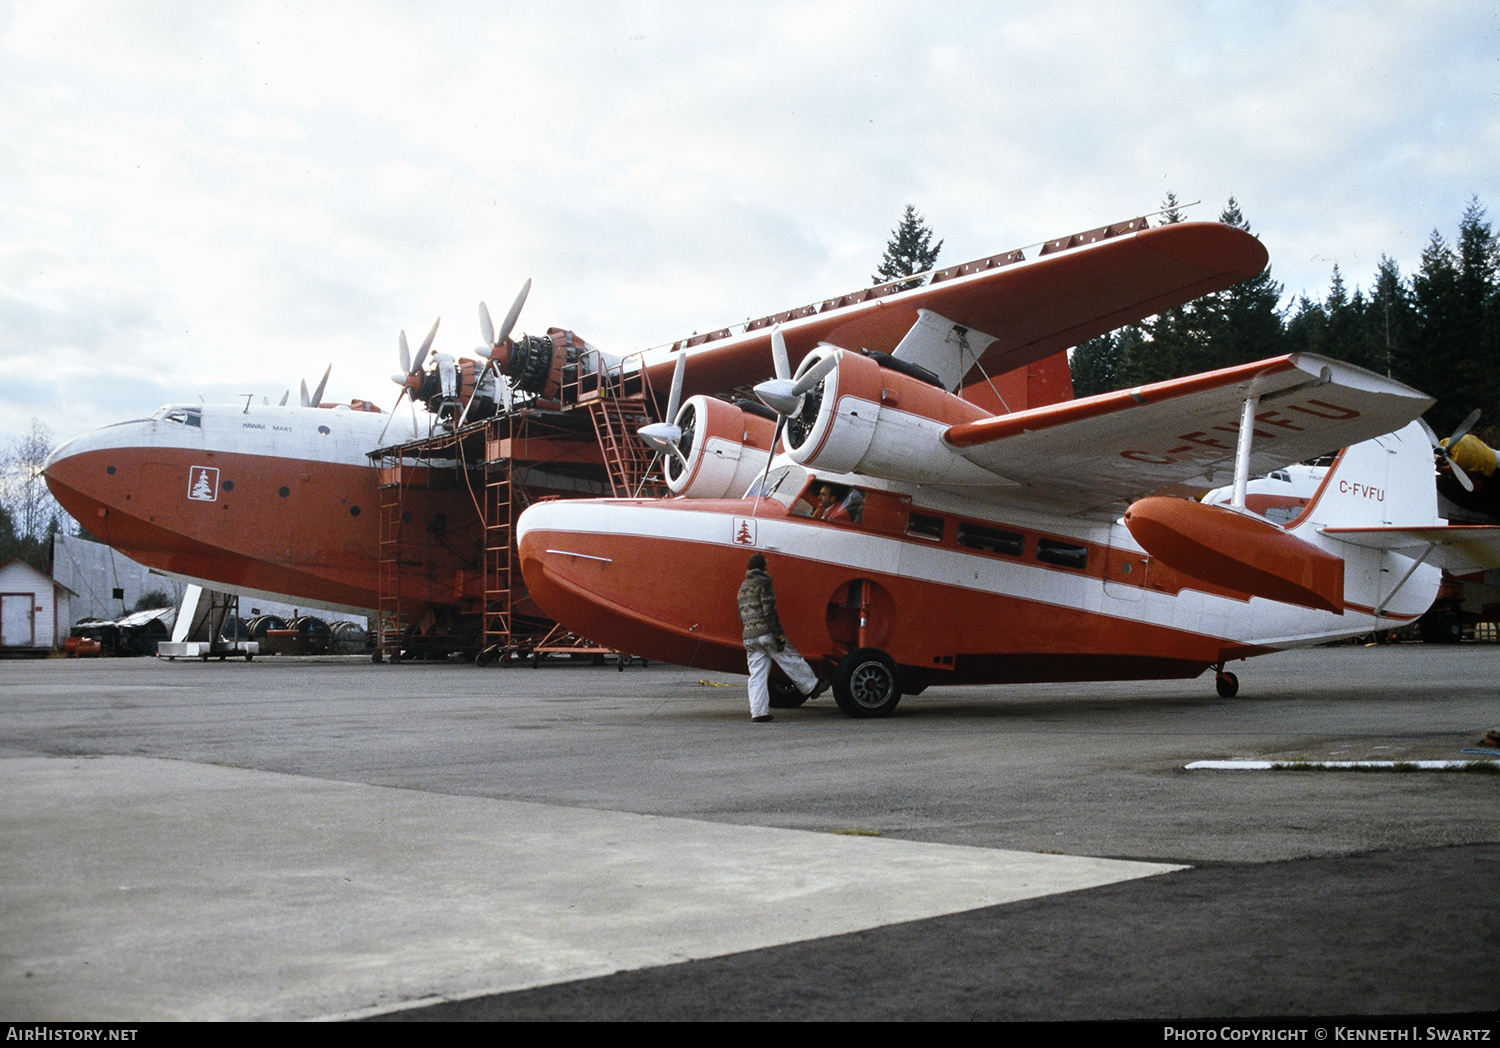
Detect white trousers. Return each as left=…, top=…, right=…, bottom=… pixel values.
left=744, top=634, right=819, bottom=718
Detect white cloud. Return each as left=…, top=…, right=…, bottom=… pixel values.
left=0, top=0, right=1497, bottom=451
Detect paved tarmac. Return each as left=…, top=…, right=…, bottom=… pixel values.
left=0, top=644, right=1497, bottom=1021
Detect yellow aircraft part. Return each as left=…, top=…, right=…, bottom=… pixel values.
left=1444, top=433, right=1497, bottom=478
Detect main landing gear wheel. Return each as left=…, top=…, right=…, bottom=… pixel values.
left=1215, top=671, right=1239, bottom=698
left=833, top=648, right=901, bottom=718
left=768, top=679, right=809, bottom=709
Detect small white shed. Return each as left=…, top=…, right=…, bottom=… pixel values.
left=0, top=558, right=74, bottom=654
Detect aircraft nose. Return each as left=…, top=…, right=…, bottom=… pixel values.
left=42, top=430, right=121, bottom=526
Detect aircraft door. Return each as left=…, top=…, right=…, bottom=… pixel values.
left=825, top=578, right=894, bottom=654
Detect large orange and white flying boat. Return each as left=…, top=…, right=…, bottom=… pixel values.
left=515, top=266, right=1500, bottom=716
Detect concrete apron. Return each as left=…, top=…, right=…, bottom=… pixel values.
left=1, top=756, right=1183, bottom=1021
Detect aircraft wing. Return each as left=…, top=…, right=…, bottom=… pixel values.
left=941, top=354, right=1434, bottom=515
left=1320, top=526, right=1500, bottom=575
left=656, top=220, right=1269, bottom=398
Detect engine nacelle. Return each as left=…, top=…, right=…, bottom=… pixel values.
left=781, top=348, right=997, bottom=485
left=665, top=395, right=777, bottom=498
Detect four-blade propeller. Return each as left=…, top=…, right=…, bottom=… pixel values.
left=459, top=279, right=531, bottom=428
left=378, top=317, right=440, bottom=443
left=300, top=364, right=332, bottom=408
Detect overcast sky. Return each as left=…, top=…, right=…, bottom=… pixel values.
left=3, top=0, right=1497, bottom=451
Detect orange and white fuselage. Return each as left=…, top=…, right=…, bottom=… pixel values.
left=44, top=402, right=400, bottom=614
left=515, top=425, right=1445, bottom=695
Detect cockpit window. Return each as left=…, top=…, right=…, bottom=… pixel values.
left=152, top=406, right=202, bottom=428
left=745, top=464, right=808, bottom=509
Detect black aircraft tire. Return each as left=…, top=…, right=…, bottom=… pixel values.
left=768, top=679, right=809, bottom=709
left=833, top=648, right=901, bottom=718
left=1215, top=671, right=1239, bottom=698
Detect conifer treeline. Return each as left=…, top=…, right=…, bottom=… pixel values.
left=1070, top=195, right=1500, bottom=438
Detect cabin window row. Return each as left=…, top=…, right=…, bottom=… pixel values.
left=907, top=512, right=1089, bottom=571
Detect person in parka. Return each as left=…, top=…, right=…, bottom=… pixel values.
left=737, top=553, right=822, bottom=721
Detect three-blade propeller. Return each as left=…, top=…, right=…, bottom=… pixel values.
left=752, top=327, right=838, bottom=452
left=638, top=350, right=690, bottom=469
left=1424, top=408, right=1482, bottom=493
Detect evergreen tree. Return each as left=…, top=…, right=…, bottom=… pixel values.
left=1112, top=192, right=1201, bottom=387
left=1098, top=325, right=1152, bottom=391
left=1070, top=331, right=1123, bottom=397
left=1365, top=255, right=1411, bottom=378
left=874, top=205, right=943, bottom=289
left=1455, top=198, right=1500, bottom=423
left=1283, top=293, right=1326, bottom=356
left=1401, top=229, right=1466, bottom=433
left=1193, top=197, right=1285, bottom=370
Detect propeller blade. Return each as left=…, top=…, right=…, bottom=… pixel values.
left=479, top=301, right=495, bottom=348
left=790, top=353, right=838, bottom=396
left=752, top=415, right=788, bottom=504
left=1452, top=459, right=1475, bottom=493
left=495, top=279, right=531, bottom=347
left=1419, top=417, right=1440, bottom=449
left=1451, top=409, right=1482, bottom=447
left=412, top=317, right=439, bottom=376
left=278, top=390, right=289, bottom=406
left=666, top=351, right=686, bottom=423
left=309, top=363, right=331, bottom=408
left=300, top=379, right=310, bottom=408
left=399, top=330, right=411, bottom=375
left=378, top=388, right=405, bottom=444
left=772, top=326, right=790, bottom=381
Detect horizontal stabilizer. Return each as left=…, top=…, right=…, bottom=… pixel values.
left=1320, top=525, right=1500, bottom=575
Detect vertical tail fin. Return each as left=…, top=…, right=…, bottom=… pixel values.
left=1289, top=421, right=1438, bottom=533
